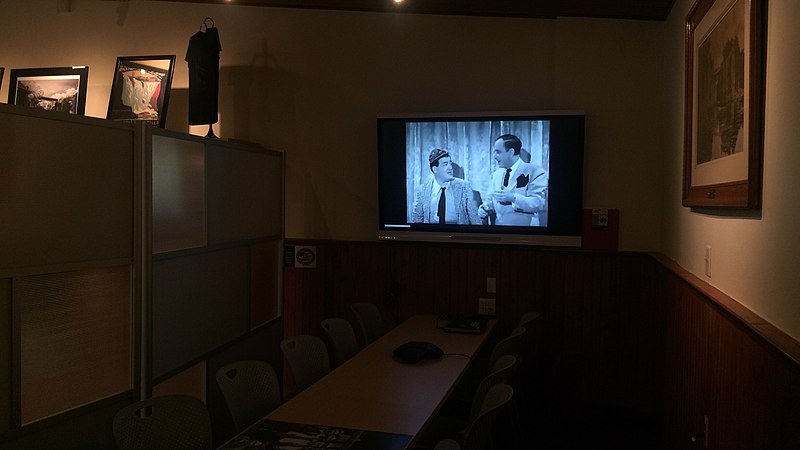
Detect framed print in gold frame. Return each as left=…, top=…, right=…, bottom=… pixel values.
left=683, top=0, right=767, bottom=209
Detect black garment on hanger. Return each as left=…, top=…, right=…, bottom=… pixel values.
left=185, top=21, right=221, bottom=125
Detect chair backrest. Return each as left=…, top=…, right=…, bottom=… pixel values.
left=215, top=360, right=281, bottom=431
left=280, top=335, right=331, bottom=395
left=350, top=302, right=385, bottom=345
left=467, top=355, right=517, bottom=423
left=488, top=326, right=526, bottom=369
left=518, top=310, right=541, bottom=329
left=321, top=317, right=359, bottom=366
left=433, top=439, right=461, bottom=450
left=460, top=384, right=514, bottom=450
left=113, top=395, right=212, bottom=450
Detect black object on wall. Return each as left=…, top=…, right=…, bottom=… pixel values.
left=186, top=17, right=221, bottom=137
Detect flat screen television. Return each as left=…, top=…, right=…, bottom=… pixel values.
left=377, top=111, right=585, bottom=246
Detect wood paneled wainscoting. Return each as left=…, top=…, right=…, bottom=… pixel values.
left=282, top=240, right=800, bottom=449
left=653, top=255, right=800, bottom=449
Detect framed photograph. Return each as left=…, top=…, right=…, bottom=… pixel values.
left=7, top=66, right=89, bottom=115
left=106, top=55, right=176, bottom=128
left=683, top=0, right=767, bottom=208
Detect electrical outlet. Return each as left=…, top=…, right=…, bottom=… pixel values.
left=478, top=298, right=495, bottom=316
left=486, top=277, right=496, bottom=293
left=691, top=415, right=709, bottom=448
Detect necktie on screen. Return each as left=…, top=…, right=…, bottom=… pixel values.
left=438, top=187, right=446, bottom=224
left=503, top=168, right=512, bottom=187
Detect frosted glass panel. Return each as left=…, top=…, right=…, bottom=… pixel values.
left=0, top=278, right=10, bottom=433
left=250, top=240, right=281, bottom=329
left=207, top=144, right=282, bottom=243
left=18, top=267, right=132, bottom=424
left=152, top=247, right=249, bottom=377
left=152, top=135, right=206, bottom=253
left=0, top=113, right=133, bottom=270
left=153, top=362, right=206, bottom=402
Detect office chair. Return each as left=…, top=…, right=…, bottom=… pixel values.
left=433, top=441, right=460, bottom=450
left=350, top=302, right=386, bottom=345
left=417, top=355, right=518, bottom=450
left=518, top=310, right=541, bottom=329
left=488, top=326, right=526, bottom=370
left=447, top=326, right=526, bottom=409
left=432, top=384, right=514, bottom=450
left=112, top=395, right=212, bottom=450
left=516, top=310, right=541, bottom=382
left=465, top=355, right=517, bottom=423
left=321, top=317, right=359, bottom=367
left=280, top=335, right=331, bottom=398
left=215, top=360, right=281, bottom=431
left=486, top=326, right=527, bottom=441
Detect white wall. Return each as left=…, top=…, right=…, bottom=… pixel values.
left=663, top=0, right=800, bottom=340
left=0, top=0, right=666, bottom=251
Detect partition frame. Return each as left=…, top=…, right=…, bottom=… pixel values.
left=0, top=104, right=139, bottom=429
left=0, top=105, right=284, bottom=443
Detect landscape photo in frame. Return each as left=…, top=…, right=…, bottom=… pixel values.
left=7, top=66, right=89, bottom=115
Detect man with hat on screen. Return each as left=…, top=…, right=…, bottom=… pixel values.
left=411, top=148, right=481, bottom=225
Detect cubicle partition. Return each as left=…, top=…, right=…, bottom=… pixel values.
left=0, top=104, right=283, bottom=447
left=0, top=107, right=138, bottom=430
left=149, top=131, right=283, bottom=386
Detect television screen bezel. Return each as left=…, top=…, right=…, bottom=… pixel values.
left=377, top=110, right=585, bottom=247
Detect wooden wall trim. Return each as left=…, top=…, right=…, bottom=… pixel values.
left=651, top=252, right=800, bottom=367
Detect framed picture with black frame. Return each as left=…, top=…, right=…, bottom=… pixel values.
left=7, top=66, right=89, bottom=115
left=106, top=55, right=176, bottom=128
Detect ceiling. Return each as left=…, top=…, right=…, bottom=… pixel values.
left=158, top=0, right=678, bottom=21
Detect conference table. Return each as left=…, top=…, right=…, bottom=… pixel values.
left=219, top=314, right=496, bottom=449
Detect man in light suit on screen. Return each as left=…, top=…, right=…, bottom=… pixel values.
left=479, top=134, right=548, bottom=226
left=411, top=148, right=480, bottom=225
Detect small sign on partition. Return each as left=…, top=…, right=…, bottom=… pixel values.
left=284, top=245, right=317, bottom=269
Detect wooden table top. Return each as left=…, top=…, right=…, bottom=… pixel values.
left=267, top=314, right=496, bottom=439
